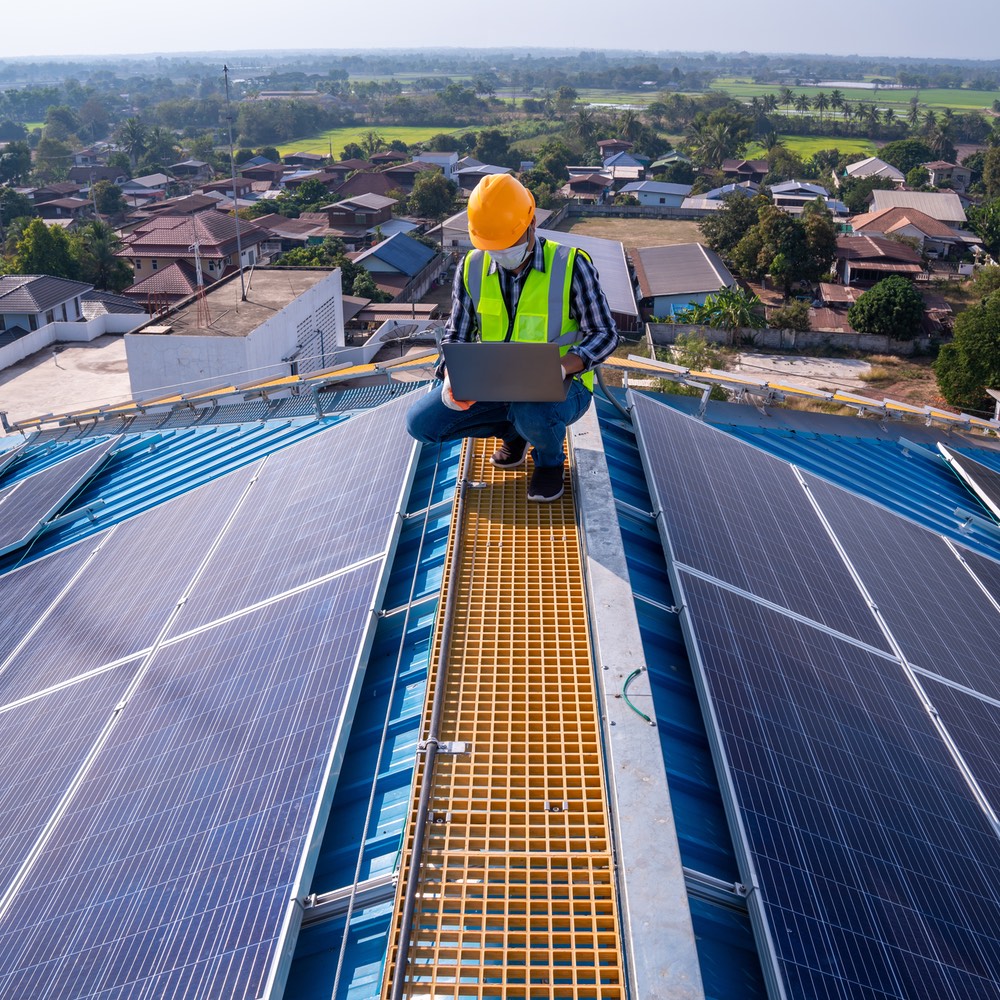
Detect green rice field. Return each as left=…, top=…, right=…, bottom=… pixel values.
left=275, top=124, right=474, bottom=157
left=745, top=135, right=877, bottom=158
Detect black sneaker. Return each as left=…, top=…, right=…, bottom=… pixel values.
left=527, top=465, right=565, bottom=502
left=490, top=435, right=529, bottom=469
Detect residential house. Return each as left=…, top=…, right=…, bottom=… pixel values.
left=284, top=151, right=328, bottom=168
left=253, top=214, right=332, bottom=255
left=602, top=151, right=646, bottom=183
left=169, top=160, right=214, bottom=183
left=681, top=181, right=760, bottom=213
left=841, top=157, right=905, bottom=187
left=120, top=261, right=214, bottom=311
left=319, top=193, right=397, bottom=233
left=282, top=170, right=343, bottom=196
left=618, top=181, right=692, bottom=207
left=68, top=165, right=129, bottom=188
left=649, top=151, right=692, bottom=172
left=142, top=194, right=221, bottom=218
left=632, top=243, right=735, bottom=319
left=120, top=173, right=175, bottom=208
left=80, top=289, right=147, bottom=321
left=239, top=162, right=287, bottom=188
left=769, top=180, right=848, bottom=217
left=197, top=177, right=256, bottom=200
left=31, top=182, right=84, bottom=204
left=238, top=155, right=275, bottom=170
left=71, top=145, right=107, bottom=167
left=36, top=197, right=91, bottom=224
left=849, top=205, right=981, bottom=258
left=808, top=282, right=863, bottom=334
left=378, top=161, right=441, bottom=193
left=560, top=172, right=614, bottom=203
left=596, top=138, right=633, bottom=159
left=119, top=212, right=269, bottom=288
left=834, top=234, right=925, bottom=285
left=0, top=274, right=91, bottom=335
left=721, top=158, right=770, bottom=183
left=369, top=150, right=408, bottom=167
left=414, top=151, right=459, bottom=181
left=923, top=161, right=972, bottom=193
left=350, top=231, right=443, bottom=301
left=867, top=189, right=967, bottom=226
left=334, top=171, right=398, bottom=201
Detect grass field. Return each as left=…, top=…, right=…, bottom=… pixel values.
left=711, top=77, right=999, bottom=112
left=744, top=135, right=877, bottom=158
left=276, top=124, right=474, bottom=157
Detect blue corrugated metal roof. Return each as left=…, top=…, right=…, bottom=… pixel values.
left=356, top=233, right=437, bottom=277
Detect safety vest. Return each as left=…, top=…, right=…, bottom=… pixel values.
left=462, top=240, right=595, bottom=391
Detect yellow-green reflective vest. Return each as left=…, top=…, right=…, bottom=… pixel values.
left=462, top=240, right=594, bottom=391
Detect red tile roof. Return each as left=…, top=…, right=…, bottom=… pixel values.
left=121, top=212, right=268, bottom=259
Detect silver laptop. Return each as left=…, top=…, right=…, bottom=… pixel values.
left=441, top=342, right=569, bottom=403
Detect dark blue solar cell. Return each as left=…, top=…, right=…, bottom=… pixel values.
left=0, top=665, right=133, bottom=895
left=678, top=570, right=1000, bottom=1000
left=0, top=466, right=254, bottom=703
left=0, top=563, right=381, bottom=1000
left=629, top=392, right=890, bottom=651
left=0, top=542, right=94, bottom=671
left=0, top=438, right=116, bottom=557
left=805, top=473, right=1000, bottom=700
left=168, top=394, right=417, bottom=634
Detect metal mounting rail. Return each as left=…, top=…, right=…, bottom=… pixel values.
left=382, top=437, right=625, bottom=1000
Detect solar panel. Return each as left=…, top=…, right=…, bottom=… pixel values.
left=0, top=564, right=381, bottom=1000
left=168, top=393, right=417, bottom=635
left=805, top=473, right=1000, bottom=700
left=940, top=444, right=1000, bottom=523
left=677, top=570, right=1000, bottom=1000
left=0, top=465, right=256, bottom=703
left=629, top=393, right=890, bottom=650
left=0, top=665, right=135, bottom=894
left=0, top=438, right=117, bottom=557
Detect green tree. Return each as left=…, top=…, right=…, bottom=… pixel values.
left=982, top=147, right=1000, bottom=201
left=33, top=135, right=73, bottom=181
left=675, top=286, right=765, bottom=345
left=12, top=218, right=79, bottom=278
left=935, top=292, right=1000, bottom=410
left=0, top=186, right=35, bottom=232
left=879, top=138, right=934, bottom=174
left=91, top=180, right=127, bottom=217
left=699, top=193, right=765, bottom=258
left=73, top=220, right=132, bottom=291
left=116, top=117, right=149, bottom=168
left=409, top=172, right=457, bottom=218
left=0, top=141, right=32, bottom=184
left=473, top=128, right=510, bottom=166
left=847, top=276, right=925, bottom=339
left=906, top=166, right=931, bottom=188
left=769, top=298, right=811, bottom=331
left=967, top=199, right=1000, bottom=257
left=359, top=130, right=385, bottom=159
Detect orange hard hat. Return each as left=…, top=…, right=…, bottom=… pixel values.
left=467, top=174, right=536, bottom=251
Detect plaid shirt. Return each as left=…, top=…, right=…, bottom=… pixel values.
left=441, top=237, right=620, bottom=370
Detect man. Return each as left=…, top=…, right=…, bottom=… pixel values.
left=406, top=174, right=619, bottom=502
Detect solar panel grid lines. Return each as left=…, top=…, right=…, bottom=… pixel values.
left=804, top=473, right=1000, bottom=703
left=0, top=466, right=258, bottom=704
left=675, top=572, right=1000, bottom=1000
left=0, top=436, right=118, bottom=557
left=0, top=564, right=385, bottom=1000
left=166, top=393, right=419, bottom=636
left=627, top=391, right=891, bottom=652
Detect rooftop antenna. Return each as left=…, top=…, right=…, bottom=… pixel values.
left=189, top=237, right=212, bottom=328
left=224, top=64, right=247, bottom=302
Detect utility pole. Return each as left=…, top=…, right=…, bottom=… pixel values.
left=224, top=64, right=247, bottom=301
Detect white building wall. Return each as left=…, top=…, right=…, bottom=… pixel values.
left=125, top=269, right=344, bottom=399
left=0, top=314, right=148, bottom=372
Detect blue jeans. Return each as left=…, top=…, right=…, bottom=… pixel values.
left=406, top=380, right=593, bottom=469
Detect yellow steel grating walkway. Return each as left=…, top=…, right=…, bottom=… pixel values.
left=381, top=438, right=625, bottom=1000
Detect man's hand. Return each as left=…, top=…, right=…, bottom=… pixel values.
left=560, top=352, right=585, bottom=381
left=441, top=370, right=474, bottom=411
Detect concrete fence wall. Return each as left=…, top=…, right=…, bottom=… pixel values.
left=564, top=204, right=711, bottom=221
left=647, top=323, right=934, bottom=356
left=0, top=314, right=148, bottom=372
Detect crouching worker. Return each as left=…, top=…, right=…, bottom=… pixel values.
left=405, top=174, right=619, bottom=502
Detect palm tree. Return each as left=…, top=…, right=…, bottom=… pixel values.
left=865, top=103, right=883, bottom=130
left=780, top=87, right=795, bottom=110
left=882, top=108, right=897, bottom=128
left=907, top=96, right=921, bottom=129
left=77, top=220, right=131, bottom=292
left=830, top=89, right=845, bottom=116
left=570, top=108, right=597, bottom=150
left=794, top=94, right=811, bottom=114
left=922, top=109, right=938, bottom=131
left=840, top=99, right=853, bottom=123
left=761, top=93, right=779, bottom=115
left=813, top=92, right=830, bottom=121
left=686, top=120, right=738, bottom=169
left=617, top=109, right=643, bottom=144
left=115, top=117, right=148, bottom=168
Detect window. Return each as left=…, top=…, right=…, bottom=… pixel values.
left=45, top=310, right=55, bottom=325
left=659, top=197, right=665, bottom=204
left=151, top=259, right=158, bottom=271
left=29, top=315, right=38, bottom=331
left=61, top=303, right=68, bottom=321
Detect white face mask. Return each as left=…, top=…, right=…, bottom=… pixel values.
left=491, top=241, right=530, bottom=271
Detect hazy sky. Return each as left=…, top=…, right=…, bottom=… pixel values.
left=5, top=0, right=999, bottom=62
